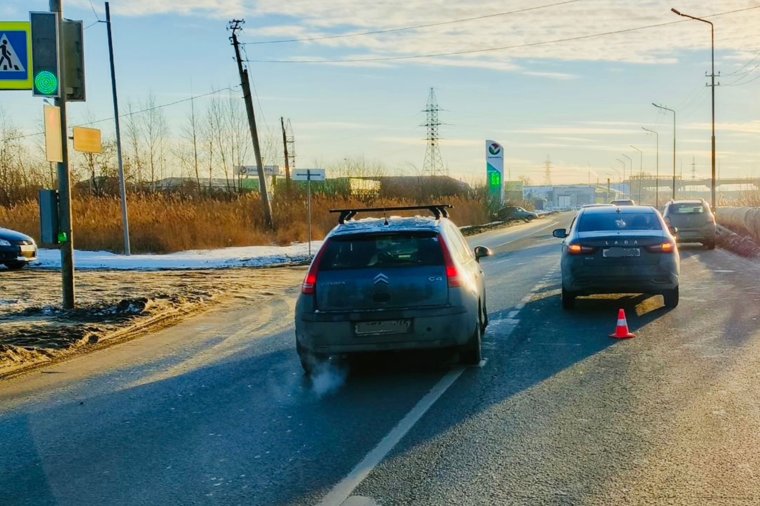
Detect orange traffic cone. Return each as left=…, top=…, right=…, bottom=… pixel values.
left=610, top=308, right=636, bottom=339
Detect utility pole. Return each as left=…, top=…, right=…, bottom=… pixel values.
left=105, top=2, right=130, bottom=255
left=280, top=116, right=292, bottom=194
left=228, top=19, right=273, bottom=229
left=50, top=0, right=75, bottom=309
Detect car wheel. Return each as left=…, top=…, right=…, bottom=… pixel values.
left=296, top=341, right=327, bottom=375
left=459, top=321, right=482, bottom=366
left=561, top=287, right=576, bottom=310
left=662, top=287, right=679, bottom=308
left=4, top=261, right=26, bottom=270
left=480, top=299, right=488, bottom=334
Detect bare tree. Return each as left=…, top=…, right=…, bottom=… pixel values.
left=124, top=102, right=145, bottom=187
left=141, top=94, right=169, bottom=191
left=205, top=92, right=251, bottom=193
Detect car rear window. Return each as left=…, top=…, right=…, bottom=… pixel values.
left=319, top=233, right=444, bottom=270
left=669, top=204, right=705, bottom=214
left=577, top=212, right=662, bottom=232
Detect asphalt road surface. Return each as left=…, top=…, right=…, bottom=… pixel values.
left=3, top=213, right=760, bottom=505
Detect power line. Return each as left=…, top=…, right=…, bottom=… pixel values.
left=242, top=0, right=584, bottom=45
left=722, top=47, right=760, bottom=77
left=4, top=86, right=240, bottom=142
left=88, top=0, right=101, bottom=21
left=245, top=5, right=760, bottom=64
left=725, top=70, right=760, bottom=86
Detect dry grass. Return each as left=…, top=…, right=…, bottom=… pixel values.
left=1, top=193, right=491, bottom=253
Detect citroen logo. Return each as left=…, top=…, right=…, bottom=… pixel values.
left=373, top=273, right=389, bottom=285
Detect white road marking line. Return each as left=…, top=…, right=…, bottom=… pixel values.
left=318, top=368, right=465, bottom=506
left=322, top=260, right=560, bottom=505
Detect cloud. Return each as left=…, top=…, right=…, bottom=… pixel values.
left=683, top=121, right=760, bottom=135
left=375, top=136, right=482, bottom=148
left=504, top=126, right=637, bottom=136
left=69, top=0, right=247, bottom=17
left=63, top=0, right=760, bottom=72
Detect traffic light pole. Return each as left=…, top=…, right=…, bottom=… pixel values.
left=50, top=0, right=75, bottom=309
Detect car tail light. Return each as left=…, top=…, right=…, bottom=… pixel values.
left=646, top=242, right=676, bottom=253
left=301, top=242, right=329, bottom=295
left=438, top=236, right=462, bottom=287
left=567, top=244, right=596, bottom=255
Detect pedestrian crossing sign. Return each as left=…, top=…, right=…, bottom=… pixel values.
left=0, top=22, right=32, bottom=90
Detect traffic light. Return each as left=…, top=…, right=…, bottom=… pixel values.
left=30, top=11, right=60, bottom=98
left=63, top=19, right=85, bottom=101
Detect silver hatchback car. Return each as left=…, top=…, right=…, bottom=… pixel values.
left=295, top=205, right=492, bottom=374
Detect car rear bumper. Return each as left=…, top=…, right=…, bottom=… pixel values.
left=562, top=264, right=679, bottom=294
left=675, top=226, right=715, bottom=243
left=296, top=305, right=473, bottom=354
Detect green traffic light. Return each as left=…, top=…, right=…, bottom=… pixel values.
left=34, top=71, right=59, bottom=95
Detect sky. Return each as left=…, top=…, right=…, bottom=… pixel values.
left=1, top=0, right=759, bottom=186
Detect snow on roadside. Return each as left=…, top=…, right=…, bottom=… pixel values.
left=32, top=241, right=323, bottom=271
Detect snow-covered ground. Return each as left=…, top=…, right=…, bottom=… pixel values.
left=33, top=241, right=323, bottom=271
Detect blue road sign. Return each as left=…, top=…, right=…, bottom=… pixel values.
left=0, top=22, right=32, bottom=90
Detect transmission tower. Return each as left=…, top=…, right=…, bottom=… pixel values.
left=280, top=117, right=296, bottom=195
left=280, top=117, right=295, bottom=180
left=544, top=156, right=553, bottom=186
left=422, top=87, right=446, bottom=176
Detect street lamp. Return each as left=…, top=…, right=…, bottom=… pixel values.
left=671, top=7, right=717, bottom=210
left=615, top=158, right=626, bottom=182
left=652, top=102, right=676, bottom=200
left=621, top=153, right=632, bottom=198
left=630, top=145, right=642, bottom=202
left=642, top=126, right=659, bottom=208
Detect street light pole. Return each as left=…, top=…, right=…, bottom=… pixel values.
left=621, top=153, right=632, bottom=198
left=615, top=158, right=626, bottom=182
left=631, top=145, right=642, bottom=202
left=652, top=102, right=676, bottom=200
left=671, top=7, right=717, bottom=210
left=642, top=127, right=659, bottom=208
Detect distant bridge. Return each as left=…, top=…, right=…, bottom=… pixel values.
left=622, top=177, right=760, bottom=191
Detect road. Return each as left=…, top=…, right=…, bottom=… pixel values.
left=3, top=212, right=760, bottom=505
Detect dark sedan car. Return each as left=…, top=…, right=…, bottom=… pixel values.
left=0, top=226, right=38, bottom=270
left=553, top=205, right=680, bottom=309
left=496, top=206, right=538, bottom=222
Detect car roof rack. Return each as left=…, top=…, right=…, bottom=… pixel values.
left=329, top=204, right=452, bottom=224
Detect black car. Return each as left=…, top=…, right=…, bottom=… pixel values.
left=0, top=227, right=38, bottom=270
left=496, top=206, right=538, bottom=222
left=553, top=205, right=680, bottom=309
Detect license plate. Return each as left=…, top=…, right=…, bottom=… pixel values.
left=355, top=319, right=412, bottom=336
left=603, top=247, right=640, bottom=258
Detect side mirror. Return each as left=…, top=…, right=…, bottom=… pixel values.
left=474, top=245, right=493, bottom=261
left=669, top=225, right=678, bottom=236
left=552, top=228, right=568, bottom=239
